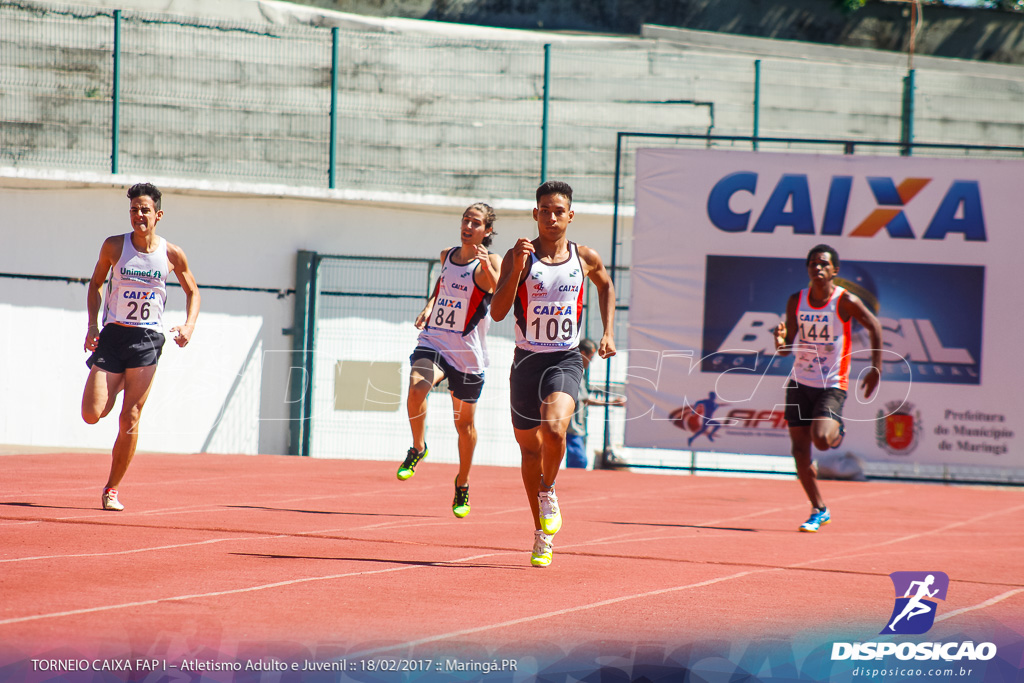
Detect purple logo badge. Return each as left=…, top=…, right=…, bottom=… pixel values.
left=882, top=571, right=949, bottom=635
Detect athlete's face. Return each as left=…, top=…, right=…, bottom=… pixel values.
left=129, top=196, right=162, bottom=234
left=807, top=252, right=837, bottom=284
left=460, top=208, right=490, bottom=245
left=533, top=193, right=573, bottom=241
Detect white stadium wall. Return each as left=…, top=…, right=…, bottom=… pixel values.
left=0, top=171, right=619, bottom=458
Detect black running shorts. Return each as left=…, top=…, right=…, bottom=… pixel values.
left=509, top=347, right=584, bottom=431
left=409, top=345, right=485, bottom=403
left=86, top=323, right=165, bottom=374
left=783, top=380, right=846, bottom=428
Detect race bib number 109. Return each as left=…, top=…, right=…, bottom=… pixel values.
left=527, top=300, right=577, bottom=346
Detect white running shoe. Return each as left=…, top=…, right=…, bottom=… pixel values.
left=102, top=487, right=124, bottom=511
left=538, top=489, right=561, bottom=535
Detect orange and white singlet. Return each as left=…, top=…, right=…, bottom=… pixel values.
left=792, top=285, right=852, bottom=390
left=103, top=233, right=170, bottom=333
left=417, top=247, right=493, bottom=374
left=513, top=241, right=585, bottom=352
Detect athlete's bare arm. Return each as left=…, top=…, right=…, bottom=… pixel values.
left=415, top=249, right=447, bottom=329
left=839, top=291, right=883, bottom=398
left=84, top=236, right=122, bottom=352
left=490, top=238, right=534, bottom=321
left=472, top=248, right=501, bottom=294
left=167, top=242, right=200, bottom=348
left=578, top=244, right=616, bottom=359
left=415, top=276, right=442, bottom=330
left=773, top=293, right=800, bottom=356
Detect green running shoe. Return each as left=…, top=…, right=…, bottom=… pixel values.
left=452, top=477, right=470, bottom=518
left=530, top=530, right=553, bottom=567
left=396, top=445, right=427, bottom=481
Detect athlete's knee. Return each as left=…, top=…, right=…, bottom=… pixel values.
left=791, top=446, right=812, bottom=466
left=538, top=418, right=567, bottom=439
left=811, top=436, right=831, bottom=451
left=453, top=416, right=476, bottom=436
left=407, top=379, right=432, bottom=401
left=118, top=405, right=143, bottom=432
left=810, top=426, right=832, bottom=451
left=82, top=408, right=101, bottom=425
left=520, top=447, right=542, bottom=464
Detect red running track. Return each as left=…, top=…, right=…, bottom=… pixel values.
left=1, top=451, right=1022, bottom=680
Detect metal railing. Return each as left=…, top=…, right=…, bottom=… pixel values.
left=4, top=0, right=1024, bottom=203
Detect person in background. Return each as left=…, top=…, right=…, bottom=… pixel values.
left=564, top=338, right=625, bottom=469
left=773, top=243, right=881, bottom=533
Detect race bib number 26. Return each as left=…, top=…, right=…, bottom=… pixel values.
left=116, top=288, right=162, bottom=326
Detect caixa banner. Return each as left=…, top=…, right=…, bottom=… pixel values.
left=625, top=148, right=1019, bottom=469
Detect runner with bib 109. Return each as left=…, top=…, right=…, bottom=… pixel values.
left=490, top=180, right=617, bottom=567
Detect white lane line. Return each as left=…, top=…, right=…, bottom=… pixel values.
left=791, top=501, right=1024, bottom=570
left=935, top=588, right=1024, bottom=624
left=346, top=568, right=771, bottom=658
left=348, top=491, right=1024, bottom=655
left=2, top=486, right=1015, bottom=644
left=0, top=553, right=493, bottom=627
left=0, top=536, right=277, bottom=564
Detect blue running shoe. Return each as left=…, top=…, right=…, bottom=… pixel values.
left=800, top=507, right=831, bottom=532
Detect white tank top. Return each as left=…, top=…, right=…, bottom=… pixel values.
left=513, top=241, right=585, bottom=352
left=416, top=247, right=493, bottom=374
left=792, top=285, right=851, bottom=390
left=103, top=233, right=170, bottom=333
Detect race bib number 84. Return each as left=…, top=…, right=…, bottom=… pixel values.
left=429, top=296, right=468, bottom=333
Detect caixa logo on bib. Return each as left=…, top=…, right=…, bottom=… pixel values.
left=831, top=571, right=998, bottom=662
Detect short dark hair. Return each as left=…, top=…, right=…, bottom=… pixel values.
left=579, top=338, right=597, bottom=355
left=465, top=202, right=497, bottom=248
left=127, top=183, right=162, bottom=211
left=536, top=180, right=573, bottom=207
left=806, top=243, right=839, bottom=270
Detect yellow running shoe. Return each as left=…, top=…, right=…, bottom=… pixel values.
left=530, top=530, right=553, bottom=567
left=396, top=445, right=427, bottom=481
left=538, top=489, right=561, bottom=535
left=452, top=477, right=470, bottom=518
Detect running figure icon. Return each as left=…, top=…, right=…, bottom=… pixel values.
left=888, top=574, right=939, bottom=632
